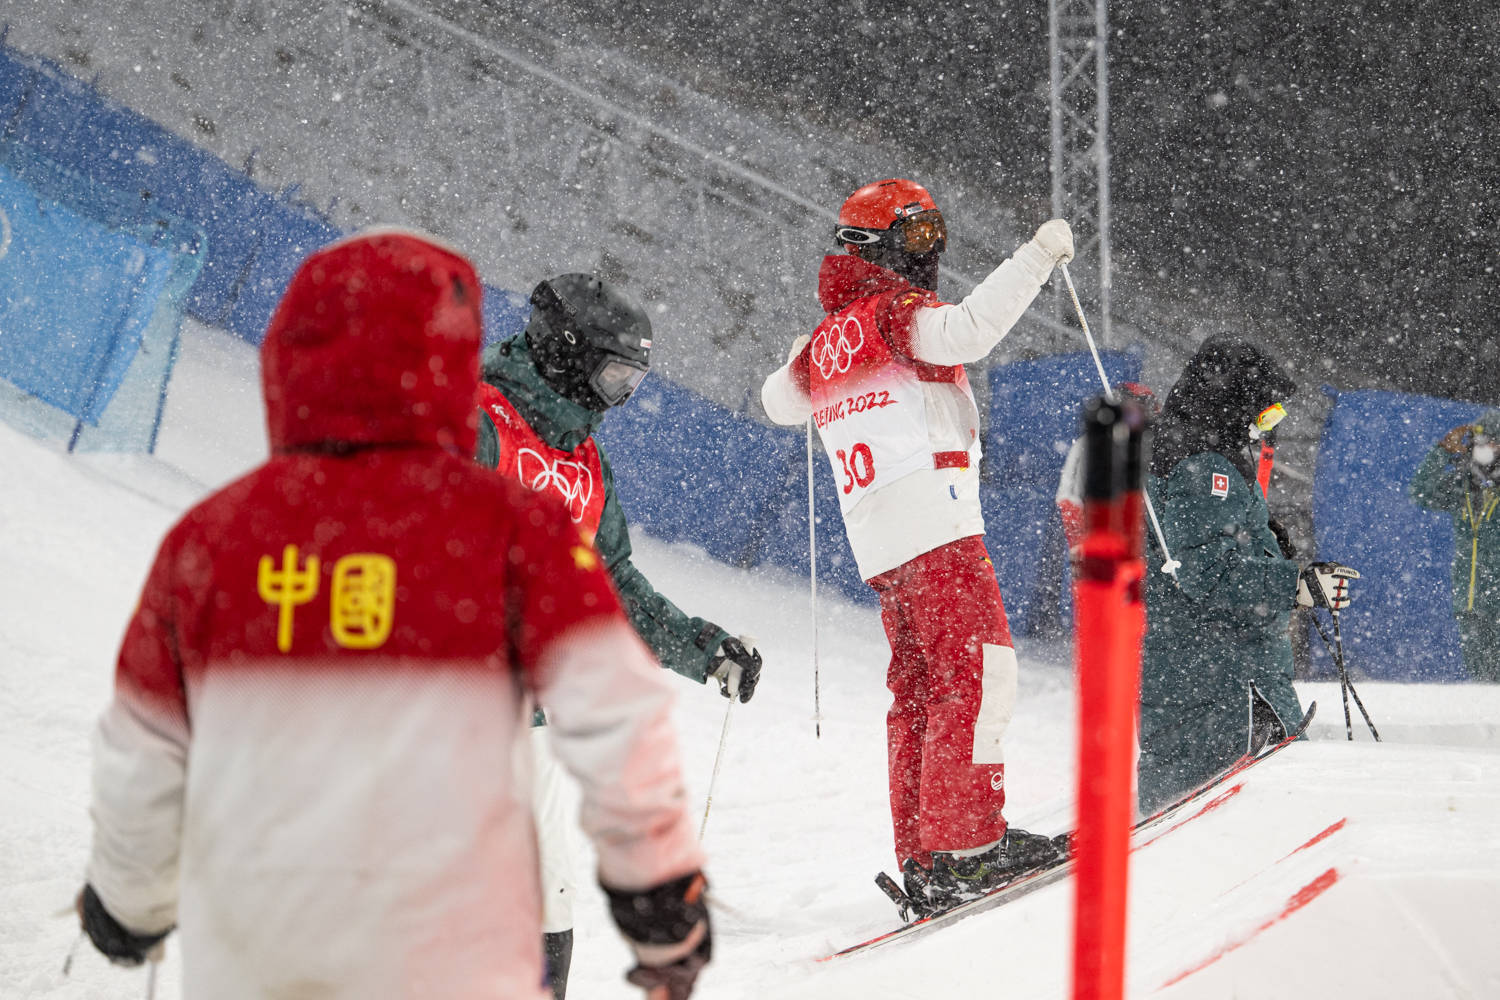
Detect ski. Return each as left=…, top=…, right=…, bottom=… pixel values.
left=821, top=700, right=1318, bottom=961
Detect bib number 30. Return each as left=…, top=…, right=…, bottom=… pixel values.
left=836, top=442, right=876, bottom=494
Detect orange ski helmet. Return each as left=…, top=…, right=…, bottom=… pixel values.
left=834, top=178, right=946, bottom=255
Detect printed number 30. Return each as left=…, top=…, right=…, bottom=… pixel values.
left=836, top=443, right=876, bottom=494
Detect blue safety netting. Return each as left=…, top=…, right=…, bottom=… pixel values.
left=0, top=43, right=528, bottom=353
left=0, top=161, right=172, bottom=420
left=0, top=41, right=528, bottom=449
left=0, top=136, right=206, bottom=450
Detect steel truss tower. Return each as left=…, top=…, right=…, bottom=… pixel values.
left=1049, top=0, right=1113, bottom=346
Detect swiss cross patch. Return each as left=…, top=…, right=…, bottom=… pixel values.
left=1210, top=472, right=1230, bottom=498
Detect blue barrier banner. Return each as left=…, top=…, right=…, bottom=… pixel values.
left=984, top=350, right=1143, bottom=635
left=1312, top=388, right=1486, bottom=681
left=0, top=162, right=173, bottom=422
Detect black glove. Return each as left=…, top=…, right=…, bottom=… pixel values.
left=708, top=635, right=762, bottom=703
left=1296, top=562, right=1359, bottom=611
left=604, top=871, right=712, bottom=1000
left=76, top=885, right=170, bottom=967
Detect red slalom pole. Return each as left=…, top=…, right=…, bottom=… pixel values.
left=1071, top=398, right=1147, bottom=1000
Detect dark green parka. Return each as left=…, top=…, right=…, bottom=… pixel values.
left=1409, top=407, right=1500, bottom=681
left=474, top=335, right=730, bottom=685
left=1137, top=335, right=1303, bottom=814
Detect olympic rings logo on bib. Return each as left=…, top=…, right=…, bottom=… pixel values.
left=517, top=448, right=595, bottom=523
left=810, top=316, right=865, bottom=379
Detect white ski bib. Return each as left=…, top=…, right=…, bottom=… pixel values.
left=807, top=295, right=977, bottom=514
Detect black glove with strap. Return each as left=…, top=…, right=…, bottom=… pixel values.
left=708, top=635, right=762, bottom=703
left=1296, top=562, right=1360, bottom=611
left=604, top=871, right=712, bottom=1000
left=76, top=884, right=170, bottom=967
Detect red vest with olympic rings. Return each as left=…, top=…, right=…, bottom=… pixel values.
left=478, top=382, right=606, bottom=535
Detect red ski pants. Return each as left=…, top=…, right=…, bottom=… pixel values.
left=869, top=535, right=1019, bottom=868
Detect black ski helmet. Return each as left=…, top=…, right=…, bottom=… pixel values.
left=525, top=274, right=652, bottom=412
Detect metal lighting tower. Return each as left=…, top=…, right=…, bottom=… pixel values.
left=1049, top=0, right=1113, bottom=347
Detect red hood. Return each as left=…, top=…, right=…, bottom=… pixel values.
left=260, top=230, right=483, bottom=456
left=817, top=253, right=913, bottom=314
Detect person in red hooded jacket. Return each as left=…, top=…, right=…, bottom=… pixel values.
left=760, top=179, right=1074, bottom=912
left=74, top=230, right=711, bottom=1000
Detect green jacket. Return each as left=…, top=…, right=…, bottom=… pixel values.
left=475, top=335, right=729, bottom=686
left=1409, top=408, right=1500, bottom=617
left=1138, top=452, right=1303, bottom=811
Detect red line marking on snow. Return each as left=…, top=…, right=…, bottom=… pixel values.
left=1157, top=867, right=1342, bottom=990
left=1220, top=817, right=1348, bottom=897
left=1281, top=817, right=1346, bottom=860
left=1136, top=783, right=1243, bottom=851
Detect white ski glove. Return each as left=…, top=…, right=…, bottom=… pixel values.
left=787, top=334, right=810, bottom=363
left=708, top=635, right=762, bottom=703
left=1296, top=562, right=1360, bottom=611
left=1033, top=219, right=1075, bottom=266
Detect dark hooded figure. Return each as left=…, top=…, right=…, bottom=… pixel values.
left=1137, top=334, right=1303, bottom=814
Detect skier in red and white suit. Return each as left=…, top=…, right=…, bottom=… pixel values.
left=74, top=231, right=711, bottom=1000
left=761, top=179, right=1074, bottom=903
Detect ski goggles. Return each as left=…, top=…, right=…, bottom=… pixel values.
left=1255, top=402, right=1288, bottom=433
left=592, top=357, right=649, bottom=407
left=835, top=209, right=948, bottom=255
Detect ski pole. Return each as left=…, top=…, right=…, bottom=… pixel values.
left=808, top=419, right=822, bottom=739
left=699, top=697, right=734, bottom=839
left=1331, top=610, right=1380, bottom=741
left=1059, top=263, right=1180, bottom=579
left=1337, top=630, right=1353, bottom=740
left=59, top=926, right=160, bottom=998
left=1308, top=612, right=1353, bottom=738
left=60, top=930, right=83, bottom=976
left=1308, top=611, right=1380, bottom=741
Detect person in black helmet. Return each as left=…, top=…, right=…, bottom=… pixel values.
left=474, top=273, right=761, bottom=999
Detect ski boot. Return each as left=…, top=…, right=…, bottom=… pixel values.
left=927, top=827, right=1063, bottom=907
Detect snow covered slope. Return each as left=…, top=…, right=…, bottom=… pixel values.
left=4, top=325, right=1499, bottom=999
